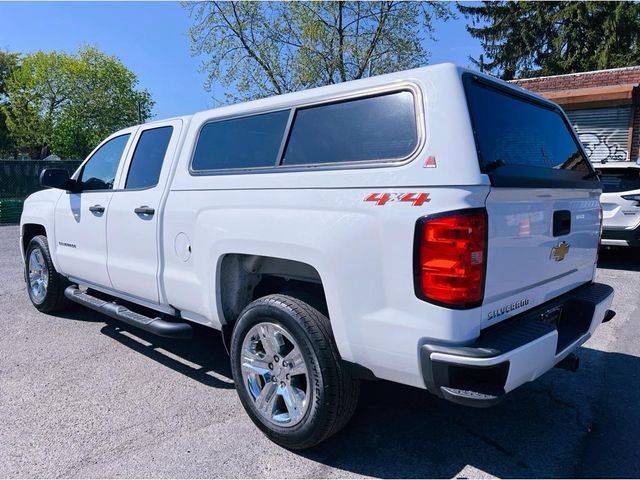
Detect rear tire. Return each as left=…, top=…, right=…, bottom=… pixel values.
left=25, top=235, right=70, bottom=313
left=230, top=294, right=359, bottom=449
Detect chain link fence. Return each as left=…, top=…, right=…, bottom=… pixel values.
left=0, top=160, right=81, bottom=224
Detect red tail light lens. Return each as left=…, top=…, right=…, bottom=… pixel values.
left=414, top=209, right=487, bottom=308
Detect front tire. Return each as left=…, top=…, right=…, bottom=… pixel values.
left=230, top=294, right=359, bottom=449
left=25, top=235, right=70, bottom=313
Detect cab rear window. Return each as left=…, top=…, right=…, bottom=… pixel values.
left=598, top=168, right=640, bottom=193
left=464, top=75, right=598, bottom=188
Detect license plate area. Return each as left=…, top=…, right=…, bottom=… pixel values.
left=554, top=299, right=593, bottom=353
left=540, top=306, right=563, bottom=327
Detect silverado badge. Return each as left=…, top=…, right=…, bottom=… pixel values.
left=550, top=241, right=570, bottom=262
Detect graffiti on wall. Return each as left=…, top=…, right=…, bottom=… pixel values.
left=577, top=131, right=628, bottom=163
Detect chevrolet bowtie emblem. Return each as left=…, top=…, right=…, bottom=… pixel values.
left=551, top=241, right=570, bottom=262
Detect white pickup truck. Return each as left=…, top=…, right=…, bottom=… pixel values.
left=21, top=63, right=615, bottom=449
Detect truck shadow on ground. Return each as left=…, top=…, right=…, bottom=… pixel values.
left=299, top=346, right=640, bottom=479
left=54, top=292, right=639, bottom=478
left=100, top=322, right=235, bottom=390
left=57, top=305, right=234, bottom=389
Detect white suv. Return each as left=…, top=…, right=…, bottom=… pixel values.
left=595, top=162, right=640, bottom=247
left=20, top=64, right=615, bottom=449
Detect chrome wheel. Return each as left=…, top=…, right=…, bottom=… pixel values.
left=28, top=248, right=49, bottom=304
left=241, top=322, right=310, bottom=427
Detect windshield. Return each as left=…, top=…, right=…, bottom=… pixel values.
left=464, top=76, right=594, bottom=178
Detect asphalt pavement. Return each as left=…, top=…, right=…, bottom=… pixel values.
left=1, top=224, right=638, bottom=478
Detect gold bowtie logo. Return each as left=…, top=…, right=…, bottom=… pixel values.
left=551, top=241, right=570, bottom=262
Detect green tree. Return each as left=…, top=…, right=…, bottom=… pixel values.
left=459, top=1, right=640, bottom=80
left=0, top=51, right=19, bottom=98
left=185, top=1, right=451, bottom=102
left=3, top=51, right=74, bottom=158
left=49, top=47, right=153, bottom=159
left=2, top=46, right=154, bottom=159
left=0, top=51, right=20, bottom=156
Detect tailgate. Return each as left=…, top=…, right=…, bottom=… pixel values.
left=463, top=73, right=602, bottom=327
left=483, top=188, right=600, bottom=327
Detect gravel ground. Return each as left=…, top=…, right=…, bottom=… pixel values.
left=1, top=224, right=638, bottom=478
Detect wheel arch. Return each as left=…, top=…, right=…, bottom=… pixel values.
left=20, top=189, right=62, bottom=270
left=217, top=253, right=329, bottom=353
left=22, top=223, right=48, bottom=257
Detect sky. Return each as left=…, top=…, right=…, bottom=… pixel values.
left=0, top=1, right=483, bottom=121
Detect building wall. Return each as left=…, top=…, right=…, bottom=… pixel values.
left=512, top=66, right=640, bottom=93
left=633, top=99, right=640, bottom=162
left=512, top=66, right=640, bottom=163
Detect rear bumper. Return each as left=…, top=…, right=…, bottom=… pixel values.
left=419, top=282, right=614, bottom=407
left=601, top=225, right=640, bottom=247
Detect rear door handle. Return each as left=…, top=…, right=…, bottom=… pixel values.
left=89, top=204, right=105, bottom=214
left=134, top=206, right=155, bottom=216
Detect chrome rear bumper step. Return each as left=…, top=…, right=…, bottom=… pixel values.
left=64, top=286, right=192, bottom=339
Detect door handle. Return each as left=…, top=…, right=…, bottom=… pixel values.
left=134, top=206, right=155, bottom=216
left=553, top=210, right=571, bottom=236
left=89, top=204, right=105, bottom=214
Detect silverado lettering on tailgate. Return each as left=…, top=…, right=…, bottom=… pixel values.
left=487, top=298, right=530, bottom=321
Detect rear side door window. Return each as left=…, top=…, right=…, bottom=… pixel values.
left=125, top=126, right=174, bottom=189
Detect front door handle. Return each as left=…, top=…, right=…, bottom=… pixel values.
left=89, top=204, right=105, bottom=214
left=134, top=206, right=155, bottom=216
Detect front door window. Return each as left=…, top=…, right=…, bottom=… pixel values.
left=78, top=134, right=130, bottom=191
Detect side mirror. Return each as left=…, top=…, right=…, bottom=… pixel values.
left=40, top=168, right=80, bottom=193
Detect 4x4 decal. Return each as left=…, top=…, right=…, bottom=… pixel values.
left=364, top=192, right=431, bottom=206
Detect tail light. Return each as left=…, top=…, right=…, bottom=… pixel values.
left=414, top=209, right=487, bottom=308
left=621, top=194, right=640, bottom=205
